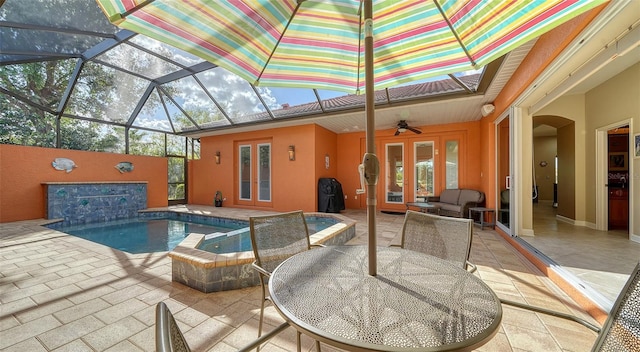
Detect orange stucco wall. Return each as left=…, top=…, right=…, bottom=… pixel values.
left=0, top=144, right=168, bottom=223
left=336, top=121, right=483, bottom=211
left=478, top=6, right=605, bottom=208
left=191, top=124, right=324, bottom=212
left=314, top=125, right=338, bottom=181
left=192, top=121, right=486, bottom=213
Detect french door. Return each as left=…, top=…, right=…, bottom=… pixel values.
left=236, top=141, right=272, bottom=207
left=381, top=139, right=436, bottom=211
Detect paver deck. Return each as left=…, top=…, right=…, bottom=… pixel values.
left=1, top=206, right=599, bottom=351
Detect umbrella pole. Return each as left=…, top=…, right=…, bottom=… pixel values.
left=364, top=0, right=377, bottom=276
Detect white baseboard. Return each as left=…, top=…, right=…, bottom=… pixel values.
left=556, top=215, right=594, bottom=228
left=631, top=233, right=640, bottom=244
left=519, top=228, right=535, bottom=236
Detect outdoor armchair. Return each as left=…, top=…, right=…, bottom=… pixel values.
left=393, top=210, right=477, bottom=272
left=249, top=210, right=322, bottom=352
left=156, top=301, right=191, bottom=352
left=156, top=301, right=290, bottom=352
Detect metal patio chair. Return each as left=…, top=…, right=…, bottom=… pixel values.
left=501, top=261, right=640, bottom=351
left=156, top=302, right=191, bottom=352
left=394, top=210, right=477, bottom=272
left=156, top=301, right=291, bottom=352
left=250, top=210, right=321, bottom=352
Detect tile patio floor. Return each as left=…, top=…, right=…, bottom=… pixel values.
left=1, top=206, right=601, bottom=351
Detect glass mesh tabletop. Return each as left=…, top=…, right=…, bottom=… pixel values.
left=269, top=245, right=502, bottom=352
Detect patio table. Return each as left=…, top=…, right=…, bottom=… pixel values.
left=269, top=245, right=502, bottom=352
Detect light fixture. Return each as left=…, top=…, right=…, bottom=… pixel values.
left=215, top=151, right=220, bottom=164
left=481, top=103, right=495, bottom=117
left=288, top=145, right=295, bottom=161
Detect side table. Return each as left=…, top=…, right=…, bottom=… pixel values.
left=469, top=207, right=496, bottom=230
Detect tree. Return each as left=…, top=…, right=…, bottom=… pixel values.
left=0, top=60, right=123, bottom=150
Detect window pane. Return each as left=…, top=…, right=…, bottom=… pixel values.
left=239, top=145, right=251, bottom=200
left=258, top=144, right=271, bottom=202
left=129, top=35, right=204, bottom=67
left=197, top=67, right=267, bottom=124
left=0, top=94, right=56, bottom=147
left=446, top=140, right=459, bottom=189
left=188, top=138, right=201, bottom=160
left=131, top=89, right=173, bottom=132
left=168, top=183, right=185, bottom=201
left=386, top=144, right=404, bottom=203
left=129, top=129, right=165, bottom=156
left=164, top=76, right=226, bottom=132
left=66, top=61, right=149, bottom=123
left=415, top=142, right=434, bottom=200
left=167, top=134, right=186, bottom=156
left=95, top=42, right=181, bottom=80
left=0, top=61, right=75, bottom=111
left=168, top=157, right=185, bottom=183
left=59, top=118, right=124, bottom=153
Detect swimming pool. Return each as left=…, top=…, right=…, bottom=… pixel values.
left=46, top=209, right=355, bottom=292
left=49, top=218, right=242, bottom=254
left=48, top=214, right=338, bottom=254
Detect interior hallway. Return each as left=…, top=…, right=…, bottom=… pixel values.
left=522, top=200, right=639, bottom=308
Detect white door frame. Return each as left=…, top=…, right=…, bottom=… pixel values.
left=595, top=119, right=634, bottom=235
left=494, top=110, right=514, bottom=236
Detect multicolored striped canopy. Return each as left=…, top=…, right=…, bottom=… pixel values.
left=96, top=0, right=607, bottom=94
left=96, top=0, right=606, bottom=275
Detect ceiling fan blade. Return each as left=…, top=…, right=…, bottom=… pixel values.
left=394, top=129, right=400, bottom=136
left=408, top=127, right=422, bottom=134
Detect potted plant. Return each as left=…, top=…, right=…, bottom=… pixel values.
left=214, top=191, right=223, bottom=207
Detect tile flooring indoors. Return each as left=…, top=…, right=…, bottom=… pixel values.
left=525, top=201, right=640, bottom=308
left=2, top=204, right=631, bottom=351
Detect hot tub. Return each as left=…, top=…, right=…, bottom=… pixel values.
left=167, top=212, right=356, bottom=293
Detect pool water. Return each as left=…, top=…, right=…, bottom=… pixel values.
left=49, top=215, right=338, bottom=254
left=53, top=218, right=242, bottom=254
left=198, top=215, right=339, bottom=254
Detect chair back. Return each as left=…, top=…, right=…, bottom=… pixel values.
left=400, top=210, right=473, bottom=270
left=591, top=262, right=640, bottom=352
left=250, top=210, right=311, bottom=273
left=156, top=302, right=191, bottom=352
left=500, top=189, right=510, bottom=206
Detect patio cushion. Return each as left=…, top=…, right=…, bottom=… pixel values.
left=438, top=203, right=463, bottom=214
left=459, top=189, right=484, bottom=205
left=424, top=189, right=484, bottom=218
left=439, top=189, right=461, bottom=204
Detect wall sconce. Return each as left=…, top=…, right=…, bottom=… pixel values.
left=288, top=145, right=295, bottom=161
left=215, top=151, right=220, bottom=164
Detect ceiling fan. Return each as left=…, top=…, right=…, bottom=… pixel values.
left=395, top=120, right=422, bottom=136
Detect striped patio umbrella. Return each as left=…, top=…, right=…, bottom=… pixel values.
left=96, top=0, right=607, bottom=275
